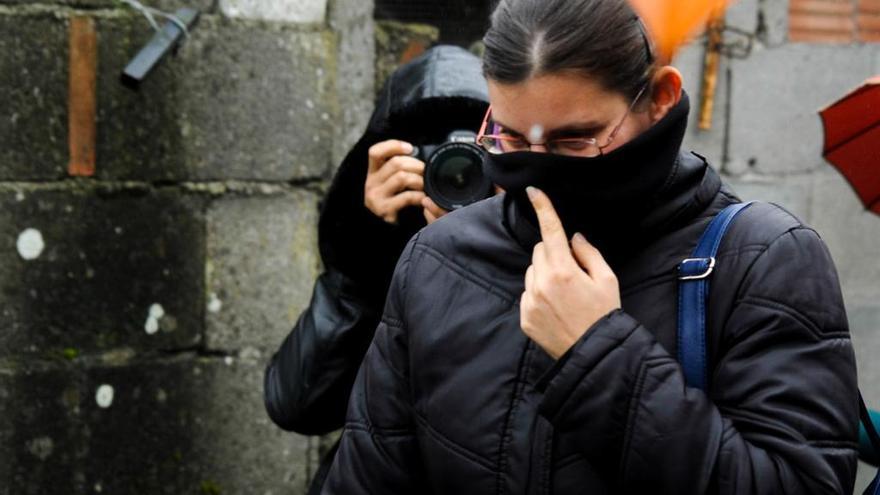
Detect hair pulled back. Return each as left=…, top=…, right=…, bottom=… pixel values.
left=482, top=0, right=655, bottom=100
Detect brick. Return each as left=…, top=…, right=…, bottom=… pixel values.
left=789, top=0, right=857, bottom=42
left=0, top=13, right=69, bottom=180
left=728, top=44, right=879, bottom=175
left=96, top=15, right=338, bottom=181
left=205, top=191, right=320, bottom=351
left=0, top=189, right=205, bottom=360
left=219, top=0, right=327, bottom=23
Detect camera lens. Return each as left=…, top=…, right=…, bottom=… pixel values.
left=424, top=142, right=493, bottom=211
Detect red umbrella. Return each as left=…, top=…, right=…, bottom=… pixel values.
left=820, top=76, right=880, bottom=215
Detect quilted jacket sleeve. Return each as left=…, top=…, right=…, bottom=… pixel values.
left=264, top=269, right=382, bottom=435
left=538, top=227, right=859, bottom=494
left=322, top=236, right=427, bottom=493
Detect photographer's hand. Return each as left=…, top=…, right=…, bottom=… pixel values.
left=364, top=140, right=450, bottom=225
left=520, top=187, right=621, bottom=359
left=365, top=140, right=428, bottom=224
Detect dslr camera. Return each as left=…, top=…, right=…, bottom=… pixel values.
left=413, top=131, right=494, bottom=211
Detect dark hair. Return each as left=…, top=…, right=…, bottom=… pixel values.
left=482, top=0, right=655, bottom=100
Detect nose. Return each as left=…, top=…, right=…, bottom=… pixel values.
left=528, top=143, right=549, bottom=153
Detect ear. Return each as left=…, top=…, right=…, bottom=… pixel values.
left=648, top=66, right=683, bottom=123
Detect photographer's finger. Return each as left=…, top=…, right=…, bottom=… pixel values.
left=373, top=155, right=425, bottom=183
left=368, top=140, right=415, bottom=172
left=379, top=170, right=425, bottom=196
left=386, top=190, right=427, bottom=217
left=421, top=197, right=448, bottom=221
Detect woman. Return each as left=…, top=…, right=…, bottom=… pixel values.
left=324, top=0, right=859, bottom=493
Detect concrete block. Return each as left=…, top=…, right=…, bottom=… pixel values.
left=81, top=357, right=311, bottom=494
left=96, top=15, right=338, bottom=181
left=676, top=41, right=727, bottom=169
left=809, top=169, right=880, bottom=304
left=0, top=367, right=87, bottom=495
left=724, top=174, right=813, bottom=223
left=726, top=0, right=759, bottom=33
left=205, top=191, right=320, bottom=351
left=328, top=0, right=375, bottom=167
left=729, top=44, right=879, bottom=175
left=0, top=189, right=205, bottom=360
left=0, top=13, right=69, bottom=180
left=759, top=0, right=789, bottom=47
left=1, top=357, right=312, bottom=494
left=220, top=0, right=327, bottom=24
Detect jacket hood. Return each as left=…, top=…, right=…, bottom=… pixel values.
left=318, top=45, right=490, bottom=299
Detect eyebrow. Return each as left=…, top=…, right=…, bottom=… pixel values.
left=494, top=119, right=607, bottom=138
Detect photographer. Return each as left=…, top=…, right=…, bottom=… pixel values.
left=263, top=45, right=489, bottom=494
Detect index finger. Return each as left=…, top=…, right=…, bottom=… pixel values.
left=368, top=140, right=415, bottom=172
left=527, top=187, right=570, bottom=258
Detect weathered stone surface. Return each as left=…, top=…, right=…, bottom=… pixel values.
left=809, top=169, right=880, bottom=304
left=759, top=0, right=789, bottom=47
left=0, top=366, right=87, bottom=495
left=375, top=20, right=439, bottom=94
left=676, top=40, right=727, bottom=169
left=0, top=188, right=205, bottom=360
left=328, top=0, right=375, bottom=167
left=728, top=44, right=880, bottom=175
left=82, top=357, right=311, bottom=494
left=205, top=191, right=320, bottom=351
left=0, top=357, right=312, bottom=494
left=97, top=14, right=338, bottom=181
left=220, top=0, right=327, bottom=24
left=0, top=13, right=68, bottom=180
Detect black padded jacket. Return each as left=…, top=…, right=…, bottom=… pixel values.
left=323, top=152, right=860, bottom=494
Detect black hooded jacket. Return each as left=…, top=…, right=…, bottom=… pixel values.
left=263, top=45, right=490, bottom=490
left=323, top=145, right=860, bottom=491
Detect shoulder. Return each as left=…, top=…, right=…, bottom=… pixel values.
left=402, top=195, right=529, bottom=298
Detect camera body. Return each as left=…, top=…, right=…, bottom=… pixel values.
left=413, top=131, right=493, bottom=211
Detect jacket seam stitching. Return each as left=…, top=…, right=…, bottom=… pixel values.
left=413, top=412, right=498, bottom=473
left=736, top=296, right=850, bottom=341
left=416, top=244, right=517, bottom=304
left=618, top=354, right=667, bottom=484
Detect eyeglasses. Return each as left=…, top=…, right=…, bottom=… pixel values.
left=476, top=85, right=648, bottom=157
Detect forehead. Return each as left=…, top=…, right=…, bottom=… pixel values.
left=487, top=73, right=629, bottom=134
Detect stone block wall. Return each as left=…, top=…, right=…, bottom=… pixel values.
left=0, top=0, right=373, bottom=491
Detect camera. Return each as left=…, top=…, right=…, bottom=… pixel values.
left=413, top=131, right=494, bottom=211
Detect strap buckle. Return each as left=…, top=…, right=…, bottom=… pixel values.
left=678, top=257, right=716, bottom=281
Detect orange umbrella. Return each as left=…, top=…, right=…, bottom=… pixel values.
left=820, top=77, right=880, bottom=215
left=628, top=0, right=735, bottom=62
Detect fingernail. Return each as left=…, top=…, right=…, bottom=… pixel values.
left=526, top=186, right=538, bottom=200
left=573, top=232, right=586, bottom=244
left=402, top=142, right=414, bottom=154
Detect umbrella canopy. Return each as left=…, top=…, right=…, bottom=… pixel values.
left=820, top=77, right=880, bottom=215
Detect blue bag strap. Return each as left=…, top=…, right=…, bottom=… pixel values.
left=677, top=202, right=754, bottom=391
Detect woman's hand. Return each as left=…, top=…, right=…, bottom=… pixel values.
left=364, top=140, right=449, bottom=225
left=520, top=187, right=622, bottom=359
